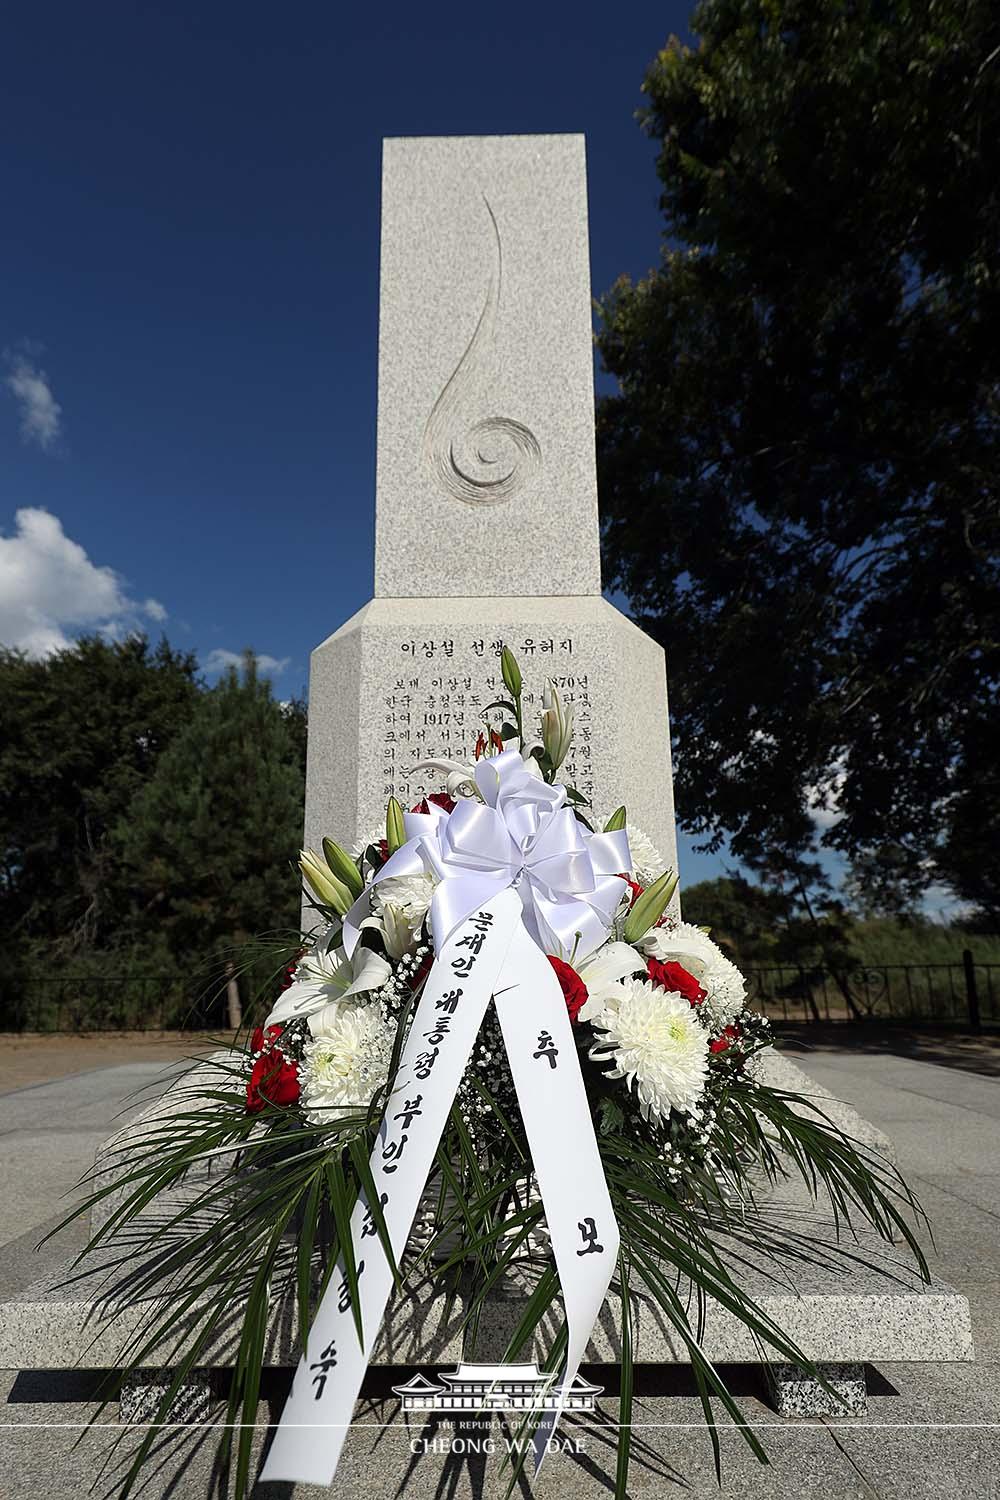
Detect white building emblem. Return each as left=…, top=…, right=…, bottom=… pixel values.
left=391, top=1362, right=602, bottom=1413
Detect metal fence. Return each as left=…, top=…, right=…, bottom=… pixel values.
left=3, top=953, right=998, bottom=1033
left=2, top=975, right=224, bottom=1033
left=746, top=951, right=997, bottom=1029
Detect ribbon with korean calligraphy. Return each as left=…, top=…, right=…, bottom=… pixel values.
left=261, top=750, right=628, bottom=1486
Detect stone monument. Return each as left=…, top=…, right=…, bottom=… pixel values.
left=305, top=134, right=679, bottom=871
left=0, top=135, right=976, bottom=1443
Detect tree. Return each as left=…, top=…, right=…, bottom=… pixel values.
left=681, top=875, right=791, bottom=965
left=0, top=636, right=199, bottom=978
left=116, top=655, right=305, bottom=1025
left=596, top=0, right=1000, bottom=913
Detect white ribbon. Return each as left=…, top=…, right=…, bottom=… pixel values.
left=261, top=752, right=628, bottom=1485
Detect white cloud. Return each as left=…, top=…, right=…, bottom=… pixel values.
left=203, top=648, right=290, bottom=677
left=4, top=352, right=62, bottom=450
left=0, top=507, right=164, bottom=657
left=143, top=597, right=167, bottom=622
left=806, top=760, right=848, bottom=831
left=921, top=883, right=975, bottom=923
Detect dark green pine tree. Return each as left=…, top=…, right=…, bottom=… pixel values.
left=0, top=635, right=199, bottom=975
left=117, top=654, right=305, bottom=1025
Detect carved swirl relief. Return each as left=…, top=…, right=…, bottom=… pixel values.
left=423, top=196, right=542, bottom=507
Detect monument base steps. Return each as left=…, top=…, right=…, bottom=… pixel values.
left=0, top=1053, right=973, bottom=1429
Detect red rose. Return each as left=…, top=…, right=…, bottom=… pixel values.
left=411, top=793, right=457, bottom=816
left=710, top=1024, right=741, bottom=1056
left=246, top=1050, right=300, bottom=1112
left=410, top=950, right=433, bottom=992
left=646, top=958, right=706, bottom=1007
left=548, top=955, right=589, bottom=1023
left=250, top=1022, right=285, bottom=1054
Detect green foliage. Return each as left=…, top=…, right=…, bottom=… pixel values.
left=682, top=876, right=794, bottom=964
left=0, top=637, right=200, bottom=1013
left=685, top=874, right=1000, bottom=970
left=847, top=918, right=1000, bottom=969
left=0, top=639, right=306, bottom=1026
left=596, top=0, right=1000, bottom=918
left=115, top=654, right=304, bottom=965
left=10, top=940, right=190, bottom=1032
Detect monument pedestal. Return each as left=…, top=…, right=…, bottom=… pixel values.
left=306, top=595, right=677, bottom=872
left=0, top=1051, right=973, bottom=1427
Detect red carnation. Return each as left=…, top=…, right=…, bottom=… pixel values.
left=246, top=1049, right=300, bottom=1112
left=710, top=1024, right=741, bottom=1056
left=646, top=958, right=706, bottom=1007
left=548, top=955, right=589, bottom=1023
left=617, top=877, right=644, bottom=908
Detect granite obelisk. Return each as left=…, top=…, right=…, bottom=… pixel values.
left=306, top=134, right=679, bottom=877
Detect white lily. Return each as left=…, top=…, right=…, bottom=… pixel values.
left=412, top=758, right=481, bottom=800
left=574, top=941, right=646, bottom=1024
left=366, top=903, right=414, bottom=961
left=300, top=847, right=352, bottom=915
left=265, top=933, right=391, bottom=1026
left=364, top=869, right=436, bottom=959
left=541, top=680, right=574, bottom=770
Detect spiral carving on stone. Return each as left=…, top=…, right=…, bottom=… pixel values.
left=423, top=196, right=542, bottom=506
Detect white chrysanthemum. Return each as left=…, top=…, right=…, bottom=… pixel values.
left=352, top=826, right=385, bottom=859
left=589, top=978, right=710, bottom=1121
left=299, top=1001, right=394, bottom=1125
left=598, top=819, right=664, bottom=885
left=640, top=921, right=748, bottom=1030
left=624, top=823, right=665, bottom=884
left=700, top=953, right=748, bottom=1029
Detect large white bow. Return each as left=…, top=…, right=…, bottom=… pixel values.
left=343, top=747, right=630, bottom=962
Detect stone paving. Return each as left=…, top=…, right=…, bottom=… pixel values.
left=0, top=1043, right=997, bottom=1498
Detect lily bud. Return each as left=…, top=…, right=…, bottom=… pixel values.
left=604, top=806, right=627, bottom=832
left=622, top=869, right=679, bottom=944
left=322, top=836, right=364, bottom=899
left=541, top=679, right=574, bottom=770
left=385, top=796, right=406, bottom=854
left=300, top=848, right=352, bottom=917
left=500, top=646, right=522, bottom=700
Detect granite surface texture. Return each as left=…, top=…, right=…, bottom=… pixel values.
left=2, top=1047, right=996, bottom=1498
left=0, top=1052, right=971, bottom=1375
left=119, top=1370, right=212, bottom=1425
left=768, top=1362, right=868, bottom=1418
left=374, top=136, right=601, bottom=599
left=304, top=594, right=679, bottom=888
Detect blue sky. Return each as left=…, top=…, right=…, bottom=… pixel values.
left=0, top=1, right=764, bottom=889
